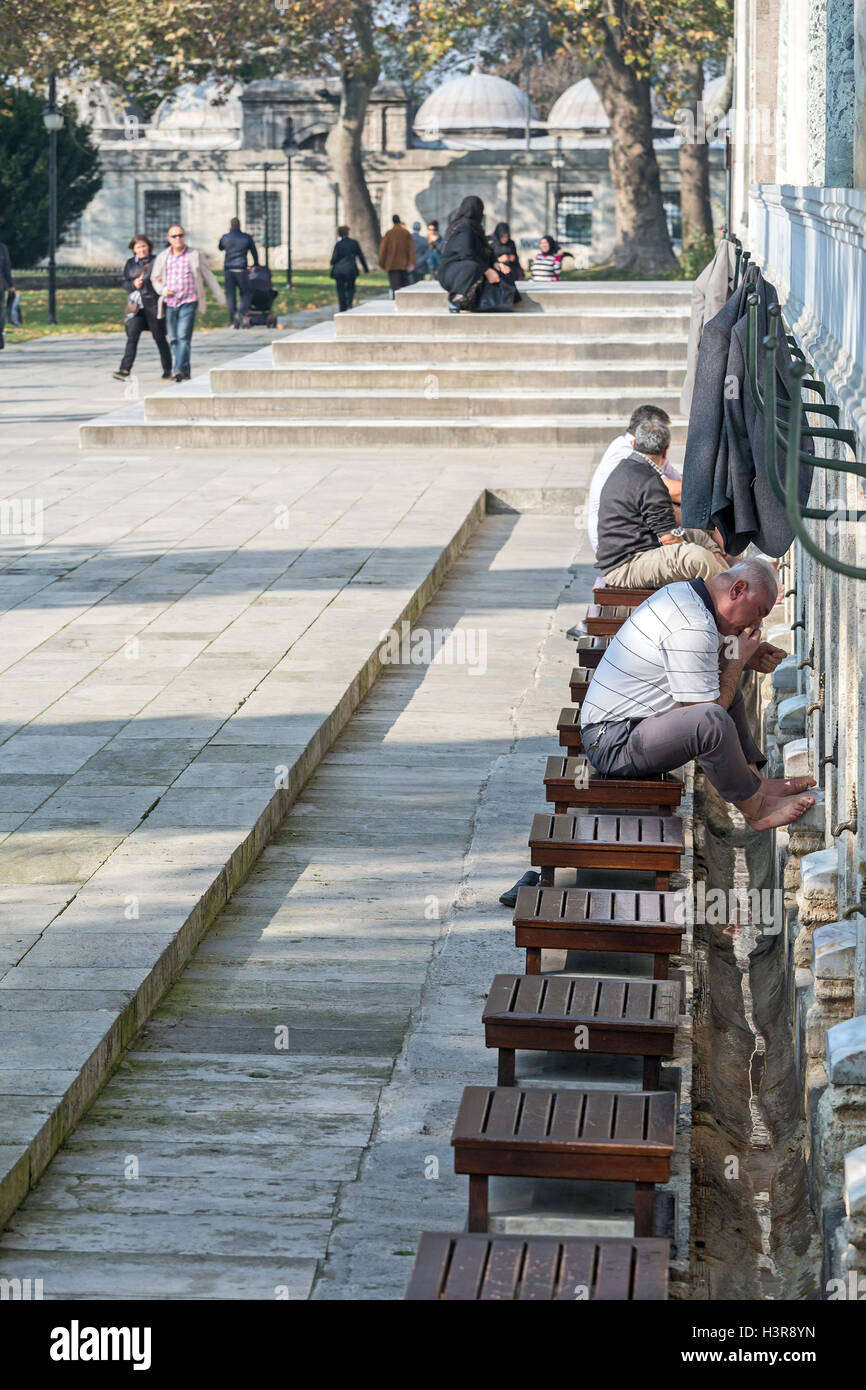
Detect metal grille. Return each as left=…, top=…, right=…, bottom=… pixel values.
left=556, top=193, right=592, bottom=246
left=244, top=191, right=281, bottom=249
left=61, top=215, right=82, bottom=249
left=144, top=190, right=181, bottom=247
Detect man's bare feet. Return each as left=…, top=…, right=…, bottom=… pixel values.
left=737, top=791, right=815, bottom=832
left=759, top=775, right=816, bottom=795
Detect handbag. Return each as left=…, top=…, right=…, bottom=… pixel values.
left=477, top=279, right=516, bottom=312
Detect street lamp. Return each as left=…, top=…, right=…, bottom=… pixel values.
left=42, top=72, right=63, bottom=326
left=552, top=135, right=565, bottom=240
left=262, top=161, right=271, bottom=269
left=281, top=120, right=294, bottom=290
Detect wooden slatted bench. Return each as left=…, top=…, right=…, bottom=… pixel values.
left=574, top=634, right=610, bottom=669
left=569, top=667, right=591, bottom=706
left=452, top=1085, right=677, bottom=1235
left=544, top=755, right=684, bottom=815
left=483, top=972, right=679, bottom=1089
left=513, top=886, right=685, bottom=979
left=529, top=812, right=685, bottom=890
left=593, top=579, right=655, bottom=608
left=557, top=706, right=584, bottom=751
left=585, top=604, right=631, bottom=636
left=404, top=1231, right=670, bottom=1300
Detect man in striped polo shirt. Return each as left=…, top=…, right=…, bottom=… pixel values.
left=580, top=559, right=816, bottom=832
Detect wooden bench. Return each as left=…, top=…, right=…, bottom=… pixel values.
left=557, top=706, right=584, bottom=751
left=593, top=578, right=655, bottom=608
left=483, top=972, right=680, bottom=1089
left=585, top=604, right=631, bottom=637
left=544, top=755, right=684, bottom=815
left=529, top=812, right=685, bottom=890
left=569, top=667, right=591, bottom=706
left=513, top=886, right=685, bottom=979
left=404, top=1231, right=670, bottom=1300
left=452, top=1085, right=677, bottom=1235
left=574, top=634, right=610, bottom=669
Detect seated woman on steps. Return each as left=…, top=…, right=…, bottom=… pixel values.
left=438, top=196, right=513, bottom=314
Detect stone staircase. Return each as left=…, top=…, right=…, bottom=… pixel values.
left=80, top=280, right=691, bottom=449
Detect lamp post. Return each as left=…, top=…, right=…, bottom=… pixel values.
left=552, top=136, right=565, bottom=240
left=262, top=161, right=270, bottom=269
left=281, top=120, right=294, bottom=290
left=42, top=73, right=63, bottom=326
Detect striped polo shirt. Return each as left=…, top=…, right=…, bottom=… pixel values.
left=580, top=580, right=723, bottom=727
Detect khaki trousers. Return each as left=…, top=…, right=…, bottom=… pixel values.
left=604, top=529, right=726, bottom=588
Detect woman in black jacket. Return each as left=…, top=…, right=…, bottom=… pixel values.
left=113, top=234, right=172, bottom=381
left=488, top=221, right=523, bottom=303
left=330, top=225, right=369, bottom=313
left=437, top=196, right=503, bottom=313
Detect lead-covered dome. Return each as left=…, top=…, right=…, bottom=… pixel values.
left=547, top=78, right=609, bottom=134
left=149, top=79, right=243, bottom=149
left=414, top=70, right=540, bottom=141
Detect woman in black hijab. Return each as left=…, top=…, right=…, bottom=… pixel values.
left=488, top=221, right=523, bottom=301
left=437, top=196, right=500, bottom=313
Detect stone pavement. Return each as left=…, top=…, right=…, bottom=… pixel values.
left=0, top=508, right=691, bottom=1299
left=0, top=314, right=605, bottom=1234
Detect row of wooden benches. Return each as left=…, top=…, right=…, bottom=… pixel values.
left=405, top=579, right=687, bottom=1300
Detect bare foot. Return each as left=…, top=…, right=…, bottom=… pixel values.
left=760, top=775, right=816, bottom=795
left=741, top=792, right=815, bottom=832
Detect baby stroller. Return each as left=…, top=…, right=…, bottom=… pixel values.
left=241, top=265, right=279, bottom=328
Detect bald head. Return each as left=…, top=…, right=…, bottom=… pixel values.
left=708, top=558, right=779, bottom=635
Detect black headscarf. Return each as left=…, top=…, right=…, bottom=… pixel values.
left=538, top=233, right=561, bottom=255
left=444, top=195, right=484, bottom=245
left=492, top=221, right=511, bottom=242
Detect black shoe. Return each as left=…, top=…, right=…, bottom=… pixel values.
left=499, top=870, right=540, bottom=909
left=0, top=331, right=4, bottom=349
left=160, top=373, right=172, bottom=380
left=112, top=369, right=130, bottom=381
left=172, top=372, right=184, bottom=382
left=448, top=296, right=462, bottom=314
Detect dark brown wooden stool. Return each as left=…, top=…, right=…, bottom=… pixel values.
left=585, top=604, right=631, bottom=636
left=529, top=811, right=685, bottom=891
left=557, top=707, right=584, bottom=751
left=544, top=755, right=684, bottom=815
left=483, top=972, right=680, bottom=1090
left=593, top=578, right=654, bottom=608
left=569, top=667, right=591, bottom=705
left=513, top=886, right=685, bottom=979
left=452, top=1085, right=677, bottom=1235
left=574, top=635, right=610, bottom=669
left=404, top=1231, right=669, bottom=1300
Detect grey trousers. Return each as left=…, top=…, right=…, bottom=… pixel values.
left=582, top=688, right=766, bottom=803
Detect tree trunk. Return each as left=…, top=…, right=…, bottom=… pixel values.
left=591, top=52, right=677, bottom=274
left=325, top=4, right=380, bottom=266
left=678, top=58, right=715, bottom=248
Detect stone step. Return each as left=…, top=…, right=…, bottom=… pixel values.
left=80, top=413, right=690, bottom=449
left=144, top=386, right=685, bottom=422
left=272, top=335, right=689, bottom=365
left=337, top=306, right=691, bottom=338
left=396, top=281, right=694, bottom=312
left=210, top=362, right=685, bottom=394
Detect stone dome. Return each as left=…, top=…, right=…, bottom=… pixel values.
left=547, top=78, right=609, bottom=134
left=414, top=70, right=540, bottom=140
left=148, top=80, right=244, bottom=149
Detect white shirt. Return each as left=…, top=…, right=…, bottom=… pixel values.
left=580, top=581, right=723, bottom=726
left=587, top=433, right=682, bottom=553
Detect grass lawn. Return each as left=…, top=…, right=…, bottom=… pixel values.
left=3, top=268, right=390, bottom=344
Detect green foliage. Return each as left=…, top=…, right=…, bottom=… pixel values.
left=0, top=85, right=102, bottom=266
left=678, top=231, right=716, bottom=280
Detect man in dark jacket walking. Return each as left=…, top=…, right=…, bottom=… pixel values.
left=330, top=225, right=368, bottom=312
left=0, top=238, right=15, bottom=349
left=218, top=217, right=259, bottom=327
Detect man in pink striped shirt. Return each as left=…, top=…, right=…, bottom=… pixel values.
left=151, top=225, right=225, bottom=381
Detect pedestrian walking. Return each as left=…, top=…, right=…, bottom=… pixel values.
left=113, top=234, right=172, bottom=381
left=150, top=225, right=225, bottom=381
left=409, top=221, right=428, bottom=283
left=0, top=238, right=15, bottom=350
left=378, top=215, right=415, bottom=298
left=329, top=225, right=368, bottom=313
left=218, top=216, right=259, bottom=328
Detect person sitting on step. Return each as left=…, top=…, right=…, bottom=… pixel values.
left=595, top=419, right=728, bottom=587
left=579, top=559, right=816, bottom=832
left=587, top=405, right=681, bottom=559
